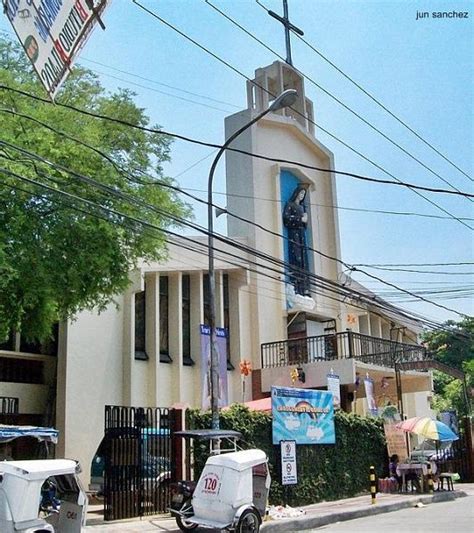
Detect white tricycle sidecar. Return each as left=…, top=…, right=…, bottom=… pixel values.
left=0, top=459, right=87, bottom=533
left=183, top=448, right=270, bottom=532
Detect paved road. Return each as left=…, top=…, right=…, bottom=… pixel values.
left=310, top=494, right=474, bottom=532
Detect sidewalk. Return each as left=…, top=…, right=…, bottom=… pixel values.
left=84, top=483, right=473, bottom=532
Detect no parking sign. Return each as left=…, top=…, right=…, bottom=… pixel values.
left=280, top=440, right=297, bottom=485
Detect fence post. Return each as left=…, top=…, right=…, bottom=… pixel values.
left=427, top=463, right=434, bottom=493
left=370, top=465, right=376, bottom=504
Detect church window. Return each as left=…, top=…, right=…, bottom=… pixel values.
left=134, top=287, right=148, bottom=360
left=182, top=275, right=193, bottom=365
left=223, top=274, right=233, bottom=369
left=159, top=276, right=172, bottom=363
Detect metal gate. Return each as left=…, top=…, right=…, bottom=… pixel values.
left=103, top=405, right=174, bottom=521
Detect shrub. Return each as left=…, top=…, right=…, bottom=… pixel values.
left=187, top=405, right=386, bottom=505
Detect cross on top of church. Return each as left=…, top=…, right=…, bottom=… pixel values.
left=266, top=0, right=304, bottom=66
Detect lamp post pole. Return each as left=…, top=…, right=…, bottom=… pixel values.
left=207, top=89, right=298, bottom=430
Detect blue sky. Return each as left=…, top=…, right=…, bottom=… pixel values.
left=2, top=0, right=472, bottom=325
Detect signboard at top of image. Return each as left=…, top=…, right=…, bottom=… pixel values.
left=272, top=386, right=335, bottom=445
left=4, top=0, right=109, bottom=98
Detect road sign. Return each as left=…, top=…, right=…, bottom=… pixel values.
left=4, top=0, right=109, bottom=98
left=280, top=440, right=297, bottom=485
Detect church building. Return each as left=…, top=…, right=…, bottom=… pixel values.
left=0, top=60, right=433, bottom=485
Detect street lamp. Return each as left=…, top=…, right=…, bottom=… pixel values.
left=207, top=89, right=298, bottom=429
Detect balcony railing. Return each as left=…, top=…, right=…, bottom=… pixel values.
left=261, top=331, right=427, bottom=369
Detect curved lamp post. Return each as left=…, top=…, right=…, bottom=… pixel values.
left=207, top=89, right=298, bottom=429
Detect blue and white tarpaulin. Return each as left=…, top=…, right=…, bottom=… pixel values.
left=272, top=386, right=335, bottom=445
left=0, top=425, right=58, bottom=443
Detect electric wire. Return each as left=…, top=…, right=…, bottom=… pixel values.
left=206, top=0, right=471, bottom=199
left=1, top=110, right=471, bottom=319
left=254, top=0, right=472, bottom=183
left=2, top=137, right=468, bottom=322
left=1, top=86, right=472, bottom=200
left=130, top=0, right=472, bottom=229
left=1, top=166, right=450, bottom=333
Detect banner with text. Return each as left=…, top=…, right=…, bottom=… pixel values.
left=326, top=373, right=341, bottom=409
left=200, top=325, right=228, bottom=410
left=5, top=0, right=108, bottom=97
left=272, top=386, right=335, bottom=445
left=364, top=377, right=378, bottom=416
left=384, top=423, right=408, bottom=462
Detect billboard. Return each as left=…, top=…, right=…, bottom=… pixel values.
left=272, top=386, right=335, bottom=445
left=4, top=0, right=108, bottom=98
left=200, top=325, right=228, bottom=410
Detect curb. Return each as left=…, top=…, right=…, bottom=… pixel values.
left=260, top=491, right=467, bottom=532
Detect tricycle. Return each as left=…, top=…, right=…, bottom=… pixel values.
left=0, top=424, right=87, bottom=532
left=169, top=429, right=270, bottom=533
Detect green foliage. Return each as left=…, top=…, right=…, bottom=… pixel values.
left=0, top=36, right=191, bottom=342
left=423, top=318, right=474, bottom=417
left=187, top=406, right=387, bottom=505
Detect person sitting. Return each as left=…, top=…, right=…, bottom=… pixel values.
left=389, top=454, right=421, bottom=492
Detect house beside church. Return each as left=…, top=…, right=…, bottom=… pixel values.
left=0, top=61, right=434, bottom=485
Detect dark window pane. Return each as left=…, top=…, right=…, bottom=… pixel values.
left=182, top=275, right=191, bottom=362
left=0, top=357, right=43, bottom=384
left=135, top=289, right=147, bottom=359
left=160, top=276, right=169, bottom=356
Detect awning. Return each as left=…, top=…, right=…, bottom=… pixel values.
left=0, top=424, right=58, bottom=444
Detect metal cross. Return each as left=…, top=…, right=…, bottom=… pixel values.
left=267, top=0, right=304, bottom=66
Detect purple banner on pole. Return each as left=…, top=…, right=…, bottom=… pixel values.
left=200, top=325, right=228, bottom=410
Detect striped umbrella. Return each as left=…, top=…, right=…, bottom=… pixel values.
left=395, top=417, right=458, bottom=442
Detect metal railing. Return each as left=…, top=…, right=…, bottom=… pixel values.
left=261, top=331, right=427, bottom=369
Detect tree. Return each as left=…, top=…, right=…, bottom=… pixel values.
left=0, top=36, right=191, bottom=342
left=422, top=318, right=473, bottom=417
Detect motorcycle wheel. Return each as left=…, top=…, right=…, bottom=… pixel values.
left=235, top=508, right=261, bottom=533
left=176, top=501, right=198, bottom=531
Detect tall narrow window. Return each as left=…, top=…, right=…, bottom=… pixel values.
left=159, top=276, right=171, bottom=362
left=134, top=288, right=147, bottom=360
left=182, top=275, right=193, bottom=365
left=223, top=274, right=233, bottom=369
left=203, top=274, right=211, bottom=326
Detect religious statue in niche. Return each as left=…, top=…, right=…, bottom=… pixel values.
left=283, top=185, right=310, bottom=296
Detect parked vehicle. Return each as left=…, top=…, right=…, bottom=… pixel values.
left=0, top=459, right=87, bottom=532
left=89, top=426, right=171, bottom=495
left=169, top=429, right=270, bottom=533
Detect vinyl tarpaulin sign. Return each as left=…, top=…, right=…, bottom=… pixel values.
left=4, top=0, right=108, bottom=97
left=200, top=324, right=228, bottom=410
left=272, top=386, right=335, bottom=445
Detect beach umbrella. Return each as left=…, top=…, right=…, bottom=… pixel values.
left=395, top=417, right=458, bottom=442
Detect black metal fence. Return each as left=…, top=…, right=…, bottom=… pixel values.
left=261, top=331, right=427, bottom=368
left=103, top=405, right=174, bottom=521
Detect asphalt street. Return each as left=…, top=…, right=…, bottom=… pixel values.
left=310, top=494, right=474, bottom=532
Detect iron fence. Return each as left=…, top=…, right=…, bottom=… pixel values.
left=103, top=405, right=174, bottom=521
left=261, top=331, right=427, bottom=368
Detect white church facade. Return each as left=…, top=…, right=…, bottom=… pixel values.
left=0, top=61, right=433, bottom=484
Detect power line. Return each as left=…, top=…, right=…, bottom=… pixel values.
left=257, top=0, right=473, bottom=183
left=2, top=105, right=471, bottom=320
left=4, top=162, right=469, bottom=339
left=355, top=262, right=474, bottom=268
left=1, top=86, right=473, bottom=200
left=131, top=0, right=473, bottom=230
left=79, top=57, right=240, bottom=109
left=350, top=266, right=474, bottom=276
left=184, top=185, right=474, bottom=222
left=207, top=0, right=472, bottom=199
left=2, top=137, right=468, bottom=322
left=0, top=166, right=441, bottom=331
